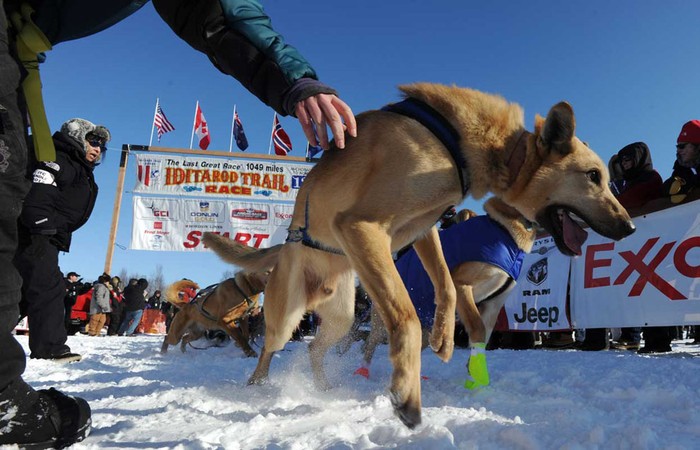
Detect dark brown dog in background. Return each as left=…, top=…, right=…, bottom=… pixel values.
left=160, top=271, right=267, bottom=357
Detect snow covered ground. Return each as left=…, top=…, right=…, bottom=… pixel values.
left=11, top=333, right=700, bottom=449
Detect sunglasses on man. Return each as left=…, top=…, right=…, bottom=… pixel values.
left=676, top=143, right=692, bottom=150
left=87, top=139, right=105, bottom=148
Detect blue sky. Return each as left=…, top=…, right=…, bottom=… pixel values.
left=43, top=1, right=700, bottom=288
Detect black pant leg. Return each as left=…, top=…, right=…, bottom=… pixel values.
left=0, top=2, right=31, bottom=393
left=14, top=236, right=69, bottom=357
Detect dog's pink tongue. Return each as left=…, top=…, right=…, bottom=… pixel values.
left=562, top=213, right=588, bottom=256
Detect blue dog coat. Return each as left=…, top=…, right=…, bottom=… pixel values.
left=395, top=215, right=525, bottom=327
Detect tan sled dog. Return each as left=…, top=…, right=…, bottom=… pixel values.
left=160, top=271, right=267, bottom=357
left=203, top=83, right=635, bottom=428
left=358, top=197, right=536, bottom=387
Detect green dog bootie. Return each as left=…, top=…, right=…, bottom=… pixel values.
left=464, top=343, right=489, bottom=390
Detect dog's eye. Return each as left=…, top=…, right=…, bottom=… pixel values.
left=586, top=170, right=601, bottom=185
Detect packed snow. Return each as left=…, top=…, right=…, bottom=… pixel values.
left=11, top=332, right=700, bottom=449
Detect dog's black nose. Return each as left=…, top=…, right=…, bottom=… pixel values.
left=623, top=220, right=636, bottom=236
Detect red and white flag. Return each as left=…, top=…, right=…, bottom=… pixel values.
left=194, top=103, right=211, bottom=150
left=272, top=114, right=292, bottom=156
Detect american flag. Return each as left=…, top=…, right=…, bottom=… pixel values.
left=154, top=104, right=175, bottom=141
left=272, top=114, right=292, bottom=156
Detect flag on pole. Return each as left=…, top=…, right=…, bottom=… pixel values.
left=233, top=111, right=249, bottom=151
left=306, top=122, right=323, bottom=159
left=154, top=104, right=175, bottom=141
left=194, top=103, right=211, bottom=150
left=272, top=114, right=292, bottom=156
left=306, top=142, right=323, bottom=159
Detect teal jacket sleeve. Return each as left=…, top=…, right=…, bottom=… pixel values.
left=152, top=0, right=336, bottom=115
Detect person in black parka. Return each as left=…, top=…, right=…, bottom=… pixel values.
left=117, top=278, right=149, bottom=336
left=14, top=118, right=110, bottom=362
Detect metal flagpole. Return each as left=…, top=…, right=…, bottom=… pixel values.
left=268, top=112, right=276, bottom=155
left=189, top=100, right=198, bottom=149
left=229, top=105, right=236, bottom=153
left=149, top=98, right=159, bottom=146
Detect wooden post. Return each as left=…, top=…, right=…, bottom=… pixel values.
left=104, top=145, right=129, bottom=274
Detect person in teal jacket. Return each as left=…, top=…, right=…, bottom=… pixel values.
left=0, top=1, right=356, bottom=447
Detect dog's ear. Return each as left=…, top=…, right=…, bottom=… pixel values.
left=537, top=101, right=575, bottom=156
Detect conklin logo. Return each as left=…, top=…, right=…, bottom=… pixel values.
left=585, top=236, right=700, bottom=300
left=231, top=208, right=267, bottom=220
left=526, top=258, right=548, bottom=285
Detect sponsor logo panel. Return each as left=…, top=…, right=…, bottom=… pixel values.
left=229, top=202, right=270, bottom=223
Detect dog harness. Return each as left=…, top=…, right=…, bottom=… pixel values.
left=285, top=195, right=345, bottom=254
left=381, top=98, right=470, bottom=197
left=192, top=278, right=258, bottom=327
left=395, top=215, right=525, bottom=327
left=286, top=97, right=471, bottom=255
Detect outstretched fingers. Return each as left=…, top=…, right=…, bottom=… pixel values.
left=295, top=93, right=356, bottom=150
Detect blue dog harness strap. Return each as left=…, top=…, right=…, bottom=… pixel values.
left=382, top=97, right=470, bottom=197
left=286, top=195, right=345, bottom=255
left=287, top=97, right=470, bottom=256
left=395, top=215, right=525, bottom=327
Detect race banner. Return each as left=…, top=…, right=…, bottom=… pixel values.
left=134, top=153, right=311, bottom=201
left=503, top=236, right=572, bottom=330
left=570, top=201, right=700, bottom=327
left=130, top=196, right=294, bottom=251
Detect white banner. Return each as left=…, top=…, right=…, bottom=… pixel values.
left=130, top=196, right=293, bottom=251
left=503, top=236, right=572, bottom=330
left=134, top=154, right=311, bottom=201
left=571, top=201, right=700, bottom=327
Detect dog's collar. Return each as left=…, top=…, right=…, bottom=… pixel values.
left=382, top=98, right=470, bottom=197
left=503, top=130, right=530, bottom=185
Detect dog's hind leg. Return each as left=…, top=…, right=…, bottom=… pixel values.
left=308, top=272, right=355, bottom=390
left=227, top=325, right=257, bottom=358
left=455, top=284, right=486, bottom=345
left=455, top=284, right=489, bottom=389
left=412, top=226, right=457, bottom=362
left=248, top=246, right=309, bottom=385
left=180, top=327, right=205, bottom=352
left=161, top=306, right=191, bottom=353
left=335, top=219, right=423, bottom=429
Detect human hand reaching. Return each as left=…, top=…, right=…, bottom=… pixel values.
left=295, top=93, right=357, bottom=150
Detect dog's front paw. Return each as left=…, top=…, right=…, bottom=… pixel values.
left=429, top=309, right=455, bottom=362
left=389, top=390, right=422, bottom=429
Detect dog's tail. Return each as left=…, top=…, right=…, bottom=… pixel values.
left=164, top=279, right=200, bottom=306
left=202, top=232, right=282, bottom=272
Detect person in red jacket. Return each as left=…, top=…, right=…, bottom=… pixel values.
left=608, top=142, right=663, bottom=210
